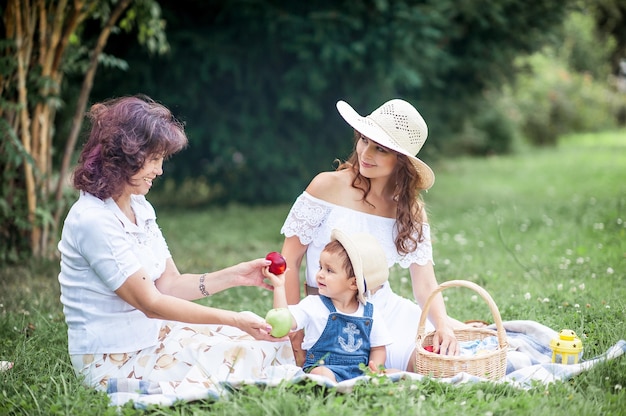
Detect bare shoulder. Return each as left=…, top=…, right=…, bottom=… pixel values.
left=305, top=170, right=353, bottom=203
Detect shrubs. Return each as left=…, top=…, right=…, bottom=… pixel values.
left=435, top=54, right=626, bottom=155
left=505, top=54, right=626, bottom=147
left=481, top=10, right=626, bottom=149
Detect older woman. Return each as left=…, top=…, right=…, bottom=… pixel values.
left=57, top=95, right=294, bottom=394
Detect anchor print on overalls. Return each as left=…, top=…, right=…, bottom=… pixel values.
left=304, top=295, right=374, bottom=382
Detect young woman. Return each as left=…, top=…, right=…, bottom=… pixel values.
left=280, top=99, right=463, bottom=371
left=57, top=95, right=293, bottom=393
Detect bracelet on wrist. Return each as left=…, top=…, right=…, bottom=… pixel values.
left=199, top=273, right=211, bottom=297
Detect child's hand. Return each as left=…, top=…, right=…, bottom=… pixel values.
left=262, top=266, right=286, bottom=288
left=368, top=361, right=386, bottom=374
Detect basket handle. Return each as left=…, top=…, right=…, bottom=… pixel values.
left=416, top=280, right=507, bottom=348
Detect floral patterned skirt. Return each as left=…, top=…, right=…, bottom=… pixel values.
left=71, top=321, right=296, bottom=395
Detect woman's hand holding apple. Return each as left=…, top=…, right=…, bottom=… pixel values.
left=234, top=311, right=288, bottom=342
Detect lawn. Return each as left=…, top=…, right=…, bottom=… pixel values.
left=0, top=130, right=624, bottom=415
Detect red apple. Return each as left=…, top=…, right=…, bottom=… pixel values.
left=266, top=251, right=287, bottom=275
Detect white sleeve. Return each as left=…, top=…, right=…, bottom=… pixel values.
left=396, top=223, right=434, bottom=268
left=280, top=192, right=332, bottom=245
left=74, top=208, right=142, bottom=291
left=287, top=295, right=321, bottom=331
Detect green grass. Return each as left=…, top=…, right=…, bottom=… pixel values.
left=1, top=130, right=625, bottom=415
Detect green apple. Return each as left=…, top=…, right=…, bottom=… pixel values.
left=265, top=307, right=292, bottom=337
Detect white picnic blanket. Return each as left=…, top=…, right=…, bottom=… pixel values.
left=106, top=320, right=626, bottom=408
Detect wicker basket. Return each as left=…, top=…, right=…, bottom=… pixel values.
left=415, top=280, right=507, bottom=380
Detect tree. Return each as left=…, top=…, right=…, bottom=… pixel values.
left=0, top=0, right=168, bottom=261
left=588, top=0, right=626, bottom=74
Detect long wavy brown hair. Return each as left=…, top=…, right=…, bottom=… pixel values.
left=336, top=130, right=427, bottom=255
left=72, top=95, right=188, bottom=200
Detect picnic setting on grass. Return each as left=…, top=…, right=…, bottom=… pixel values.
left=4, top=2, right=626, bottom=414
left=36, top=95, right=623, bottom=408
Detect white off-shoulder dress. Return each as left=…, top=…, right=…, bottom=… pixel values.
left=281, top=191, right=436, bottom=371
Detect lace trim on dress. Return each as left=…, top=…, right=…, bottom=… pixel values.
left=280, top=193, right=332, bottom=245
left=281, top=192, right=434, bottom=267
left=397, top=224, right=433, bottom=267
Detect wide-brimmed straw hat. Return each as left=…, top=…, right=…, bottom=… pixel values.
left=330, top=229, right=389, bottom=304
left=336, top=99, right=435, bottom=190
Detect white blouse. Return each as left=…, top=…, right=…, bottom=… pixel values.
left=58, top=192, right=170, bottom=354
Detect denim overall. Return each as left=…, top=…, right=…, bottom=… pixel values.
left=303, top=295, right=374, bottom=382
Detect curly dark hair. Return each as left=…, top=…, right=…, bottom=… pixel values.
left=72, top=95, right=188, bottom=200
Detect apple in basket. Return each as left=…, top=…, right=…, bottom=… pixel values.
left=265, top=307, right=292, bottom=337
left=266, top=251, right=287, bottom=275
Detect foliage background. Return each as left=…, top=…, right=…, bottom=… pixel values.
left=82, top=0, right=620, bottom=205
